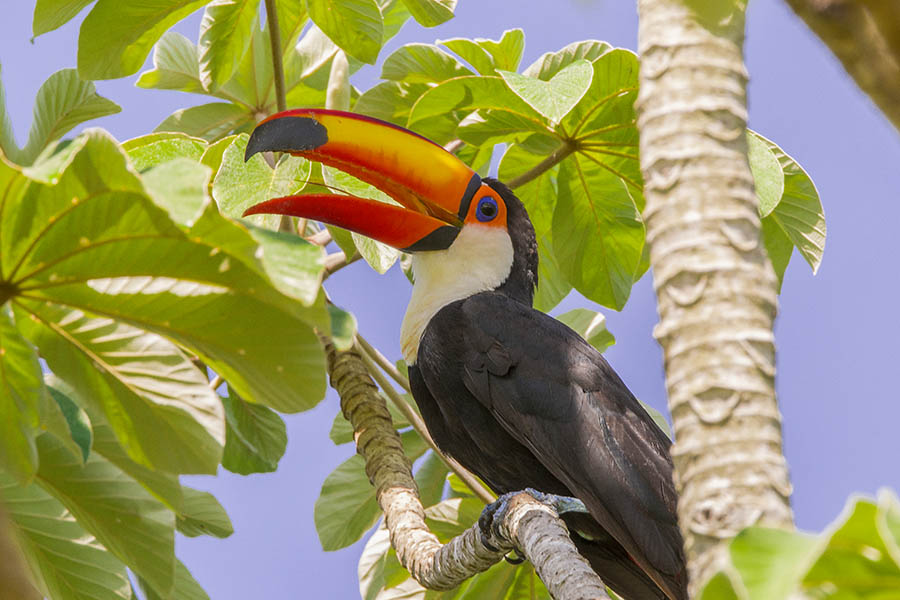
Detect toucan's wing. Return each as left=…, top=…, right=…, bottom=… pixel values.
left=438, top=292, right=683, bottom=580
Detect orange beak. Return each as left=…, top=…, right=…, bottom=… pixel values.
left=243, top=109, right=482, bottom=252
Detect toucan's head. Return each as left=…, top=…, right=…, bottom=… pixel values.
left=243, top=109, right=538, bottom=310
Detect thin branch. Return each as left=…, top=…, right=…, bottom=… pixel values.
left=308, top=229, right=332, bottom=246
left=443, top=139, right=465, bottom=154
left=506, top=141, right=576, bottom=189
left=785, top=0, right=900, bottom=132
left=209, top=375, right=223, bottom=391
left=323, top=251, right=361, bottom=278
left=322, top=337, right=607, bottom=598
left=356, top=333, right=411, bottom=393
left=354, top=342, right=496, bottom=505
left=264, top=0, right=287, bottom=113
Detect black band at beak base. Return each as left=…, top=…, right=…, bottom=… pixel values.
left=401, top=226, right=460, bottom=253
left=244, top=116, right=329, bottom=161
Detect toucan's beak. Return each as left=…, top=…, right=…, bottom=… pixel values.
left=243, top=109, right=482, bottom=252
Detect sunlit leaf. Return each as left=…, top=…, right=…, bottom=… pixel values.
left=308, top=0, right=383, bottom=65
left=32, top=0, right=96, bottom=37
left=198, top=0, right=261, bottom=90
left=137, top=32, right=206, bottom=95
left=555, top=308, right=615, bottom=353
left=381, top=43, right=472, bottom=84
left=155, top=102, right=253, bottom=141
left=19, top=69, right=120, bottom=165
left=139, top=560, right=210, bottom=600
left=524, top=39, right=612, bottom=80
left=401, top=0, right=455, bottom=27
left=176, top=486, right=233, bottom=538
left=729, top=527, right=819, bottom=600
left=78, top=0, right=211, bottom=80
left=499, top=60, right=592, bottom=125
left=123, top=131, right=206, bottom=172
left=747, top=131, right=784, bottom=217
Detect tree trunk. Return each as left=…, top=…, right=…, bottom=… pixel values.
left=635, top=0, right=794, bottom=593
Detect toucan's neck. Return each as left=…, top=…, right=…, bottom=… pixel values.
left=399, top=181, right=538, bottom=365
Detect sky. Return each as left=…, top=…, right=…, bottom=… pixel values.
left=2, top=1, right=900, bottom=598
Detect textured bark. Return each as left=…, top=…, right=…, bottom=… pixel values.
left=636, top=1, right=794, bottom=593
left=785, top=0, right=900, bottom=133
left=321, top=337, right=608, bottom=598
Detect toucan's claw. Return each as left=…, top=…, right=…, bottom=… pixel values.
left=523, top=487, right=589, bottom=516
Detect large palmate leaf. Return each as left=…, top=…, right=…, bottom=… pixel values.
left=381, top=43, right=472, bottom=84
left=78, top=0, right=212, bottom=80
left=137, top=32, right=208, bottom=95
left=555, top=308, right=615, bottom=353
left=440, top=29, right=524, bottom=76
left=155, top=102, right=253, bottom=141
left=198, top=0, right=261, bottom=90
left=523, top=40, right=612, bottom=80
left=32, top=0, right=97, bottom=37
left=34, top=434, right=176, bottom=597
left=1, top=130, right=327, bottom=419
left=308, top=0, right=384, bottom=65
left=139, top=560, right=210, bottom=600
left=498, top=59, right=593, bottom=125
left=0, top=470, right=133, bottom=600
left=0, top=305, right=42, bottom=482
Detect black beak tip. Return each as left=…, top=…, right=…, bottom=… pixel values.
left=243, top=114, right=329, bottom=162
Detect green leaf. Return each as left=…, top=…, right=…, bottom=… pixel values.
left=0, top=65, right=22, bottom=163
left=553, top=154, right=644, bottom=309
left=760, top=214, right=793, bottom=288
left=524, top=40, right=612, bottom=80
left=15, top=302, right=226, bottom=475
left=142, top=158, right=213, bottom=226
left=328, top=304, right=358, bottom=351
left=698, top=571, right=741, bottom=600
left=292, top=24, right=340, bottom=79
left=425, top=496, right=483, bottom=542
left=878, top=489, right=900, bottom=566
left=381, top=0, right=412, bottom=42
left=19, top=69, right=120, bottom=165
left=382, top=43, right=472, bottom=84
left=729, top=527, right=819, bottom=600
left=32, top=0, right=96, bottom=37
left=354, top=81, right=430, bottom=125
left=47, top=380, right=92, bottom=462
left=439, top=38, right=495, bottom=76
left=176, top=486, right=233, bottom=538
left=751, top=131, right=825, bottom=274
left=478, top=28, right=525, bottom=72
left=555, top=308, right=615, bottom=353
left=322, top=166, right=401, bottom=273
left=747, top=131, right=784, bottom=218
left=414, top=451, right=448, bottom=508
left=308, top=0, right=384, bottom=65
left=155, top=103, right=253, bottom=142
left=0, top=469, right=133, bottom=600
left=0, top=304, right=42, bottom=482
left=4, top=130, right=326, bottom=415
left=315, top=430, right=428, bottom=550
left=212, top=134, right=311, bottom=230
left=221, top=388, right=288, bottom=475
left=277, top=0, right=309, bottom=53
left=804, top=497, right=900, bottom=595
left=199, top=0, right=262, bottom=90
left=358, top=523, right=392, bottom=600
left=123, top=131, right=206, bottom=172
left=139, top=560, right=210, bottom=600
left=78, top=0, right=212, bottom=80
left=401, top=0, right=455, bottom=26
left=137, top=32, right=207, bottom=95
left=34, top=434, right=176, bottom=597
left=499, top=60, right=592, bottom=125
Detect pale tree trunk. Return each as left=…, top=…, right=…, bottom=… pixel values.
left=636, top=0, right=795, bottom=593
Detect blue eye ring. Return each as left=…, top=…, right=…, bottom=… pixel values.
left=475, top=196, right=499, bottom=222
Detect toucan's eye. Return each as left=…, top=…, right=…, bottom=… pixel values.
left=475, top=196, right=498, bottom=222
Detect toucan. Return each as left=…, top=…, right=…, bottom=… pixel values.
left=243, top=109, right=687, bottom=600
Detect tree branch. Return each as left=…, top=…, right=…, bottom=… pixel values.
left=353, top=340, right=496, bottom=505
left=636, top=0, right=794, bottom=593
left=784, top=0, right=900, bottom=132
left=356, top=333, right=410, bottom=393
left=506, top=141, right=576, bottom=189
left=264, top=0, right=287, bottom=113
left=321, top=337, right=608, bottom=598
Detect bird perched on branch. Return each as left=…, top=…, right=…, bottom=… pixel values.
left=243, top=109, right=687, bottom=600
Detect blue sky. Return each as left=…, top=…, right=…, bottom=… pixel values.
left=2, top=1, right=899, bottom=598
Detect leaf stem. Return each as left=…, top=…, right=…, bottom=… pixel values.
left=264, top=0, right=287, bottom=113
left=354, top=340, right=495, bottom=504
left=209, top=375, right=223, bottom=391
left=506, top=141, right=576, bottom=189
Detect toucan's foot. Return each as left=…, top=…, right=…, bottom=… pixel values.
left=477, top=488, right=588, bottom=561
left=521, top=487, right=589, bottom=516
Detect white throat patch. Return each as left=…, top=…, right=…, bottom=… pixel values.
left=400, top=225, right=514, bottom=365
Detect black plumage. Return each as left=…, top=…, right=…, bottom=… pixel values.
left=407, top=180, right=687, bottom=600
